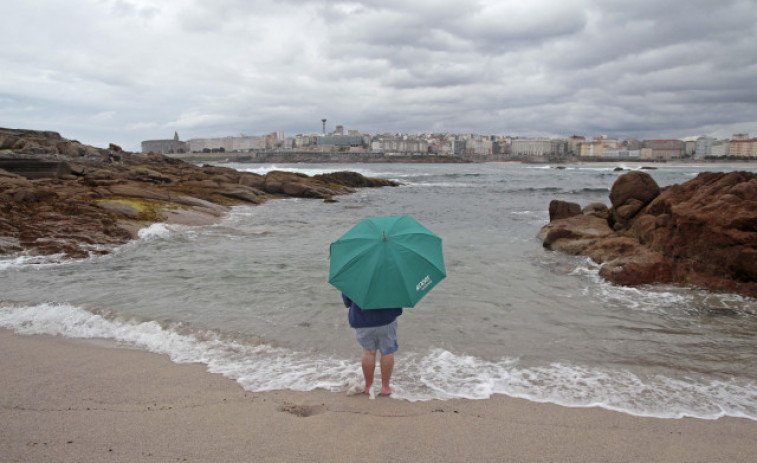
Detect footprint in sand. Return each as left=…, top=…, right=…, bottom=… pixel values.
left=277, top=402, right=326, bottom=418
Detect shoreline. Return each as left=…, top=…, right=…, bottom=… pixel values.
left=2, top=328, right=756, bottom=462
left=484, top=159, right=757, bottom=168
left=200, top=156, right=757, bottom=171
left=183, top=152, right=757, bottom=168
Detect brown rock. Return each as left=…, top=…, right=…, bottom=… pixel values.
left=0, top=168, right=33, bottom=188
left=105, top=184, right=172, bottom=202
left=0, top=128, right=413, bottom=259
left=126, top=167, right=174, bottom=184
left=582, top=202, right=609, bottom=219
left=614, top=198, right=646, bottom=222
left=262, top=171, right=355, bottom=199
left=598, top=249, right=675, bottom=286
left=314, top=171, right=400, bottom=188
left=238, top=172, right=265, bottom=188
left=609, top=171, right=661, bottom=229
left=633, top=171, right=757, bottom=280
left=539, top=170, right=757, bottom=297
left=609, top=171, right=661, bottom=208
left=262, top=171, right=305, bottom=195
left=95, top=201, right=141, bottom=219
left=217, top=187, right=265, bottom=204
left=539, top=214, right=614, bottom=250
left=9, top=187, right=59, bottom=204
left=584, top=236, right=644, bottom=264
left=549, top=200, right=582, bottom=221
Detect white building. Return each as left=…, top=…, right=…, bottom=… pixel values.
left=371, top=136, right=428, bottom=154
left=710, top=140, right=730, bottom=157
left=510, top=138, right=567, bottom=156
left=465, top=137, right=493, bottom=156
left=188, top=135, right=266, bottom=152
left=694, top=136, right=715, bottom=159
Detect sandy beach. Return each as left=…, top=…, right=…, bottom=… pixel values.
left=1, top=329, right=756, bottom=463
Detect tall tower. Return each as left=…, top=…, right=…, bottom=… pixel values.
left=321, top=118, right=327, bottom=135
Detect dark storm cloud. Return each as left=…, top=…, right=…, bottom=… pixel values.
left=0, top=0, right=755, bottom=150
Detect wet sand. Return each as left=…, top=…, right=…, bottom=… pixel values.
left=1, top=328, right=756, bottom=463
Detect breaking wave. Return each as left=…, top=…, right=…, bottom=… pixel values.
left=1, top=302, right=755, bottom=420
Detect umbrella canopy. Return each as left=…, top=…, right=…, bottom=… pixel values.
left=329, top=215, right=446, bottom=309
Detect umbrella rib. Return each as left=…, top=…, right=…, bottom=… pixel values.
left=391, top=239, right=446, bottom=275
left=391, top=250, right=415, bottom=305
left=330, top=242, right=378, bottom=281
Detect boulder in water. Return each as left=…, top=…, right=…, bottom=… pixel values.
left=539, top=170, right=757, bottom=297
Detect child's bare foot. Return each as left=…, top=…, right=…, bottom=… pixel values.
left=378, top=386, right=394, bottom=396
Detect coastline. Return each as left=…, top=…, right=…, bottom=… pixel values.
left=483, top=159, right=757, bottom=168
left=181, top=149, right=757, bottom=168
left=2, top=329, right=756, bottom=463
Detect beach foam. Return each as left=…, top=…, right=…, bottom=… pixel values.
left=1, top=301, right=755, bottom=421
left=0, top=223, right=185, bottom=271
left=0, top=253, right=72, bottom=270
left=137, top=223, right=173, bottom=240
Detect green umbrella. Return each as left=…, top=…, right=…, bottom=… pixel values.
left=329, top=215, right=446, bottom=309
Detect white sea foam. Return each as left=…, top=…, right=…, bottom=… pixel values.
left=1, top=302, right=755, bottom=420
left=0, top=302, right=358, bottom=393
left=0, top=253, right=72, bottom=270
left=235, top=165, right=340, bottom=176
left=406, top=182, right=476, bottom=188
left=399, top=349, right=757, bottom=420
left=218, top=162, right=429, bottom=182
left=137, top=223, right=173, bottom=240
left=229, top=163, right=383, bottom=178
left=567, top=258, right=757, bottom=316
left=0, top=224, right=184, bottom=272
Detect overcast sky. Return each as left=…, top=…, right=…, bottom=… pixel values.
left=2, top=0, right=756, bottom=151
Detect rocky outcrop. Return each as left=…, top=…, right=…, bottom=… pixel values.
left=548, top=200, right=582, bottom=221
left=608, top=170, right=661, bottom=229
left=0, top=128, right=103, bottom=160
left=314, top=171, right=399, bottom=188
left=538, top=170, right=757, bottom=297
left=0, top=128, right=399, bottom=258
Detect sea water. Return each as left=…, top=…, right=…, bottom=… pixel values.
left=2, top=162, right=756, bottom=419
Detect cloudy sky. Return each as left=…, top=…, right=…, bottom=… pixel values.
left=2, top=0, right=756, bottom=151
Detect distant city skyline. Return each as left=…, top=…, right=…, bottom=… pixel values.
left=142, top=128, right=756, bottom=160
left=2, top=1, right=756, bottom=152
left=143, top=124, right=752, bottom=145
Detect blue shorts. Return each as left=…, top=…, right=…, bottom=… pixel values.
left=354, top=319, right=398, bottom=355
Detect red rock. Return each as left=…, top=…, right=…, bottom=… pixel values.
left=598, top=249, right=675, bottom=286
left=608, top=171, right=660, bottom=229
left=549, top=200, right=581, bottom=221
left=538, top=214, right=614, bottom=251
left=539, top=170, right=757, bottom=297
left=609, top=171, right=660, bottom=208
left=314, top=171, right=399, bottom=188
left=582, top=202, right=609, bottom=218
left=584, top=236, right=644, bottom=264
